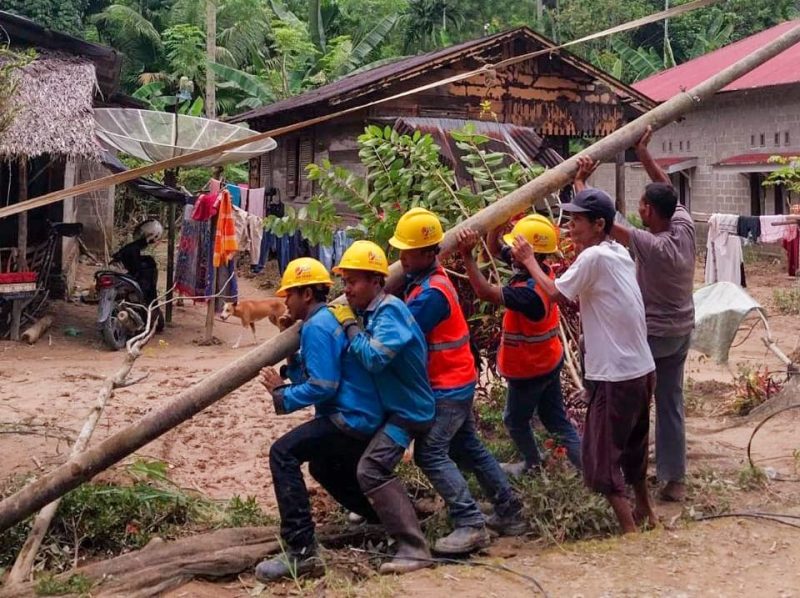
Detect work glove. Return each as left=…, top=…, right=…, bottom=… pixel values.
left=328, top=304, right=356, bottom=329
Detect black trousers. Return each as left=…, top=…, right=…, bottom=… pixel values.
left=270, top=417, right=377, bottom=550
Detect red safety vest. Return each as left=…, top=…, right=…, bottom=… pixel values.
left=406, top=267, right=477, bottom=390
left=497, top=272, right=563, bottom=380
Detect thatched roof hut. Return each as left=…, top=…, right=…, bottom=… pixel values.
left=0, top=53, right=102, bottom=160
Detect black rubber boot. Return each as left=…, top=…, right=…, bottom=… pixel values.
left=254, top=545, right=322, bottom=582
left=366, top=478, right=433, bottom=575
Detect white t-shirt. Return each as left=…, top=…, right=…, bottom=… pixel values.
left=555, top=241, right=655, bottom=382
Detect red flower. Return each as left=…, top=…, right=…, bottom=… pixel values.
left=543, top=438, right=555, bottom=450
left=125, top=522, right=140, bottom=535
left=553, top=447, right=567, bottom=459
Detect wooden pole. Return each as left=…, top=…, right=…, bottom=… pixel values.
left=203, top=214, right=218, bottom=344
left=1, top=25, right=800, bottom=534
left=10, top=159, right=28, bottom=342
left=165, top=201, right=176, bottom=323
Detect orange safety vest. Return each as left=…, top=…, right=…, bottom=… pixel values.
left=406, top=266, right=477, bottom=391
left=497, top=272, right=563, bottom=380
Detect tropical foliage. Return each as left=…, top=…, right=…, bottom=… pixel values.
left=3, top=0, right=795, bottom=115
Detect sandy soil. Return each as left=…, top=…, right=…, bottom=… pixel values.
left=2, top=257, right=800, bottom=597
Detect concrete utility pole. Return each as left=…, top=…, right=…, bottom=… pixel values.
left=0, top=22, right=799, bottom=535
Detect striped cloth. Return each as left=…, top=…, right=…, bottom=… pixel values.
left=213, top=189, right=238, bottom=267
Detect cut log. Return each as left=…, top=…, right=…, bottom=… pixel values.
left=0, top=525, right=382, bottom=598
left=1, top=24, right=800, bottom=534
left=19, top=316, right=53, bottom=345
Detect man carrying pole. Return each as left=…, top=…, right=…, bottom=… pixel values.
left=255, top=257, right=384, bottom=581
left=329, top=240, right=436, bottom=574
left=575, top=127, right=696, bottom=502
left=388, top=208, right=526, bottom=555
left=456, top=216, right=582, bottom=476
left=509, top=188, right=657, bottom=533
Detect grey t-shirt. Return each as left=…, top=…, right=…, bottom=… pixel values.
left=628, top=205, right=696, bottom=338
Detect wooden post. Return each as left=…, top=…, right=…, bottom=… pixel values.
left=615, top=151, right=626, bottom=214
left=16, top=159, right=27, bottom=271
left=2, top=24, right=800, bottom=534
left=165, top=201, right=176, bottom=323
left=11, top=159, right=28, bottom=342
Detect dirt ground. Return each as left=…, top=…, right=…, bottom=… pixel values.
left=1, top=256, right=800, bottom=597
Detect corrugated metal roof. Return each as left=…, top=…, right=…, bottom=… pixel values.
left=230, top=27, right=653, bottom=126
left=715, top=152, right=799, bottom=166
left=634, top=20, right=800, bottom=101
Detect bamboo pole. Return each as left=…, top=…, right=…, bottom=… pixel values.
left=0, top=24, right=799, bottom=534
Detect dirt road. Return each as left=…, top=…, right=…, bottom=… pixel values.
left=2, top=259, right=799, bottom=596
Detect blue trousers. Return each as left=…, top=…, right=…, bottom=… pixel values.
left=503, top=364, right=582, bottom=469
left=415, top=399, right=521, bottom=527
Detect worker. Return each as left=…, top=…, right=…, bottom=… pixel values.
left=388, top=208, right=526, bottom=554
left=254, top=257, right=384, bottom=582
left=329, top=240, right=436, bottom=575
left=456, top=216, right=582, bottom=476
left=574, top=126, right=696, bottom=503
left=507, top=188, right=657, bottom=533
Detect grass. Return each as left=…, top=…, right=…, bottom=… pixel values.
left=772, top=287, right=800, bottom=315
left=0, top=459, right=276, bottom=573
left=34, top=573, right=93, bottom=596
left=682, top=468, right=734, bottom=520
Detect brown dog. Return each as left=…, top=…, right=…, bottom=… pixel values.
left=220, top=298, right=288, bottom=348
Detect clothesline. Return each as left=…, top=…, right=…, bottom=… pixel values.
left=705, top=212, right=799, bottom=286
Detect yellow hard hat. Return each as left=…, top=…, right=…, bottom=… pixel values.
left=333, top=240, right=390, bottom=276
left=503, top=215, right=559, bottom=254
left=388, top=207, right=444, bottom=250
left=276, top=257, right=333, bottom=297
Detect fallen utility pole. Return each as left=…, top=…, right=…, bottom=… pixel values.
left=0, top=23, right=799, bottom=534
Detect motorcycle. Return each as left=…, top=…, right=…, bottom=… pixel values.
left=95, top=220, right=164, bottom=350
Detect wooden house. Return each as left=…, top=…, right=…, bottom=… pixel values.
left=230, top=27, right=654, bottom=212
left=0, top=11, right=124, bottom=337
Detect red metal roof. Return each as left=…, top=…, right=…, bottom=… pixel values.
left=655, top=156, right=696, bottom=168
left=634, top=20, right=800, bottom=101
left=715, top=152, right=799, bottom=167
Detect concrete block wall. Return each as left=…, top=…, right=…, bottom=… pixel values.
left=589, top=84, right=800, bottom=218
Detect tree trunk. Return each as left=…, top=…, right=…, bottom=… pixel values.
left=2, top=24, right=800, bottom=534
left=0, top=526, right=381, bottom=598
left=205, top=0, right=217, bottom=120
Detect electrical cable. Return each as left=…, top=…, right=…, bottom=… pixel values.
left=746, top=403, right=800, bottom=482
left=349, top=547, right=549, bottom=597
left=695, top=512, right=800, bottom=530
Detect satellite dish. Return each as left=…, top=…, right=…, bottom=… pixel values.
left=93, top=108, right=277, bottom=167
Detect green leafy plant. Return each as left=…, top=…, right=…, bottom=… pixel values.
left=34, top=573, right=93, bottom=597
left=731, top=365, right=782, bottom=415
left=772, top=288, right=800, bottom=315
left=514, top=468, right=618, bottom=543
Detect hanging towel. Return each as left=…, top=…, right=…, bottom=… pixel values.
left=736, top=216, right=761, bottom=243
left=705, top=214, right=743, bottom=286
left=213, top=190, right=238, bottom=267
left=225, top=184, right=242, bottom=208
left=759, top=215, right=787, bottom=243
left=210, top=178, right=221, bottom=196
left=192, top=192, right=218, bottom=221
left=248, top=187, right=266, bottom=217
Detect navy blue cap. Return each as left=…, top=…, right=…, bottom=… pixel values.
left=560, top=188, right=616, bottom=224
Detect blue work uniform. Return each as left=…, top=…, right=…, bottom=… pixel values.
left=347, top=292, right=435, bottom=447
left=273, top=304, right=383, bottom=438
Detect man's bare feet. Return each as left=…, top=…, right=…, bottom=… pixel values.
left=606, top=493, right=637, bottom=534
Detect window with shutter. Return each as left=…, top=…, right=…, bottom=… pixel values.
left=298, top=137, right=314, bottom=197
left=286, top=140, right=299, bottom=197
left=260, top=153, right=273, bottom=189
